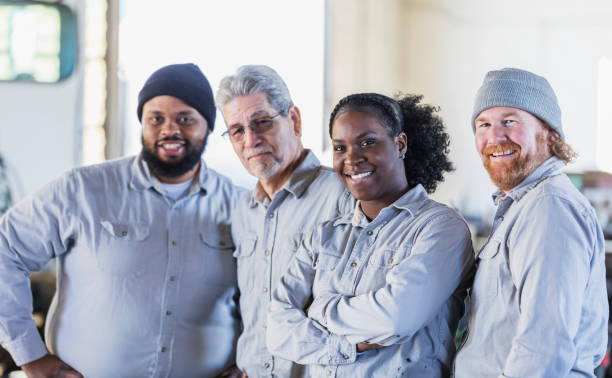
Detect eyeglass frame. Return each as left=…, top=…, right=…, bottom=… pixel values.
left=221, top=111, right=284, bottom=142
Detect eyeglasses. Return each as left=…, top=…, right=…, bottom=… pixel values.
left=222, top=112, right=282, bottom=142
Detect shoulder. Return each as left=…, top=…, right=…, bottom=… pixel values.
left=69, top=155, right=137, bottom=186
left=204, top=166, right=248, bottom=197
left=418, top=199, right=470, bottom=231
left=523, top=174, right=594, bottom=220
left=309, top=165, right=343, bottom=188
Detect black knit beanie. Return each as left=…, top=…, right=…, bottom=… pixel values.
left=137, top=63, right=216, bottom=131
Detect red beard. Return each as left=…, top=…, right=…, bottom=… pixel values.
left=482, top=132, right=549, bottom=191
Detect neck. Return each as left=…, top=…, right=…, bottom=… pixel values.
left=359, top=184, right=410, bottom=220
left=157, top=162, right=200, bottom=184
left=259, top=148, right=307, bottom=198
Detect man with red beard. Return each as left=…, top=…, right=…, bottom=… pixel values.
left=453, top=68, right=608, bottom=377
left=0, top=63, right=245, bottom=377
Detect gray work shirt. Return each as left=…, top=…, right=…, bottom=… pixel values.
left=231, top=150, right=354, bottom=377
left=0, top=155, right=245, bottom=377
left=454, top=157, right=608, bottom=378
left=267, top=184, right=474, bottom=377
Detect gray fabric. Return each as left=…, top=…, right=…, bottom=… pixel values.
left=454, top=157, right=608, bottom=377
left=0, top=155, right=246, bottom=376
left=471, top=68, right=564, bottom=139
left=267, top=184, right=475, bottom=377
left=231, top=150, right=355, bottom=378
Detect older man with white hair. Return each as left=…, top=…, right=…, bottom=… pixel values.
left=216, top=65, right=354, bottom=378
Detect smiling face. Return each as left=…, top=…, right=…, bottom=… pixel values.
left=141, top=95, right=209, bottom=183
left=474, top=106, right=552, bottom=191
left=222, top=92, right=303, bottom=181
left=331, top=109, right=407, bottom=218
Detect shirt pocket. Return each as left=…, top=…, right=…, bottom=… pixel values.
left=198, top=230, right=235, bottom=286
left=368, top=248, right=408, bottom=269
left=233, top=234, right=257, bottom=292
left=473, top=238, right=502, bottom=300
left=97, top=220, right=151, bottom=278
left=312, top=253, right=341, bottom=270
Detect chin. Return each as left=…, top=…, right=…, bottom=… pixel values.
left=250, top=162, right=281, bottom=180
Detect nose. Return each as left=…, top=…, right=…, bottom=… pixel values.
left=243, top=127, right=262, bottom=148
left=344, top=146, right=365, bottom=166
left=160, top=119, right=180, bottom=138
left=487, top=122, right=508, bottom=143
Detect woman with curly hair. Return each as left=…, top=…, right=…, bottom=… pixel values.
left=266, top=93, right=475, bottom=377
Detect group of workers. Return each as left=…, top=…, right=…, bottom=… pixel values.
left=0, top=62, right=607, bottom=378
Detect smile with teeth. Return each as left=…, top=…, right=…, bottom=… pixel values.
left=346, top=171, right=373, bottom=179
left=490, top=149, right=515, bottom=157
left=160, top=143, right=183, bottom=150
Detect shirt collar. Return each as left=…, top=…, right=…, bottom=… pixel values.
left=492, top=156, right=564, bottom=205
left=129, top=153, right=209, bottom=196
left=334, top=184, right=430, bottom=227
left=249, top=149, right=321, bottom=207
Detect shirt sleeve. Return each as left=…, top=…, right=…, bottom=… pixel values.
left=309, top=213, right=474, bottom=345
left=502, top=194, right=603, bottom=377
left=0, top=172, right=77, bottom=365
left=266, top=229, right=356, bottom=365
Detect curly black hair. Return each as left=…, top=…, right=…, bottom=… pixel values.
left=329, top=93, right=454, bottom=193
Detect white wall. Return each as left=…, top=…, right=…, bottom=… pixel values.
left=328, top=0, right=612, bottom=218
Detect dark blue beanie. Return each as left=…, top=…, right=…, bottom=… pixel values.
left=137, top=63, right=216, bottom=131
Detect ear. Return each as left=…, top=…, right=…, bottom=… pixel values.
left=288, top=105, right=302, bottom=137
left=396, top=131, right=407, bottom=157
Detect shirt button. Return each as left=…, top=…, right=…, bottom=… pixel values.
left=169, top=276, right=176, bottom=281
left=387, top=258, right=394, bottom=264
left=268, top=213, right=274, bottom=219
left=166, top=310, right=172, bottom=315
left=161, top=347, right=167, bottom=353
left=263, top=287, right=269, bottom=293
left=328, top=371, right=333, bottom=376
left=265, top=250, right=271, bottom=256
left=121, top=231, right=127, bottom=236
left=171, top=240, right=177, bottom=246
left=343, top=353, right=350, bottom=359
left=264, top=362, right=270, bottom=369
left=366, top=230, right=373, bottom=236
left=350, top=262, right=357, bottom=268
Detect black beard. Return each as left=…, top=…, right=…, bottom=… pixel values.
left=141, top=135, right=208, bottom=179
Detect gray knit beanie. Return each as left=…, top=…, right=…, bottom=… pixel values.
left=471, top=68, right=563, bottom=139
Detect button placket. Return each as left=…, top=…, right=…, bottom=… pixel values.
left=156, top=215, right=182, bottom=377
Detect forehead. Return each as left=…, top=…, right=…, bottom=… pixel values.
left=222, top=92, right=274, bottom=122
left=332, top=109, right=388, bottom=138
left=142, top=95, right=197, bottom=114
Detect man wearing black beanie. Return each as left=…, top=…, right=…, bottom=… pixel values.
left=0, top=63, right=245, bottom=377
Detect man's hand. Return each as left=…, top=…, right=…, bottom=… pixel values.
left=21, top=354, right=83, bottom=378
left=215, top=364, right=247, bottom=378
left=356, top=342, right=383, bottom=353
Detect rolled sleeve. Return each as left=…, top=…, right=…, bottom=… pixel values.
left=0, top=173, right=76, bottom=365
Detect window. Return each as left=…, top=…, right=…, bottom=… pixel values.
left=0, top=0, right=76, bottom=83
